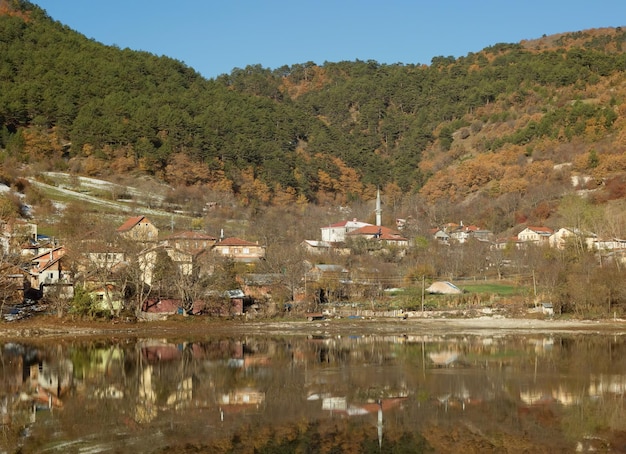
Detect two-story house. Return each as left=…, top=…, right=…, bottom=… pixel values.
left=213, top=237, right=266, bottom=263
left=116, top=216, right=159, bottom=242
left=139, top=245, right=195, bottom=287
left=549, top=227, right=597, bottom=250
left=30, top=246, right=73, bottom=298
left=517, top=226, right=554, bottom=245
left=0, top=263, right=28, bottom=304
left=163, top=230, right=217, bottom=254
left=455, top=225, right=493, bottom=243
left=320, top=219, right=372, bottom=243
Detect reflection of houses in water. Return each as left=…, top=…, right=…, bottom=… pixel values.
left=141, top=340, right=184, bottom=363
left=316, top=395, right=407, bottom=450
left=315, top=393, right=407, bottom=417
left=166, top=377, right=193, bottom=409
left=91, top=385, right=124, bottom=400
left=527, top=337, right=554, bottom=354
left=552, top=386, right=580, bottom=406
left=135, top=365, right=157, bottom=424
left=519, top=386, right=581, bottom=407
left=428, top=351, right=459, bottom=367
left=519, top=390, right=555, bottom=406
left=89, top=346, right=124, bottom=375
left=219, top=388, right=266, bottom=418
left=226, top=341, right=272, bottom=369
left=432, top=384, right=474, bottom=411
left=31, top=359, right=73, bottom=408
left=220, top=388, right=265, bottom=406
left=589, top=374, right=626, bottom=397
left=0, top=344, right=72, bottom=430
left=321, top=396, right=347, bottom=411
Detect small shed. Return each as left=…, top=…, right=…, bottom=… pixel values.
left=541, top=302, right=554, bottom=316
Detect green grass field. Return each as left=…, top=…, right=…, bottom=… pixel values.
left=458, top=280, right=530, bottom=296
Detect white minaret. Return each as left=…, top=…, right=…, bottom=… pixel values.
left=375, top=188, right=382, bottom=227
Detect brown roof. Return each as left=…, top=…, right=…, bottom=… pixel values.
left=217, top=237, right=259, bottom=246
left=31, top=246, right=65, bottom=261
left=348, top=225, right=407, bottom=240
left=117, top=216, right=151, bottom=232
left=527, top=226, right=554, bottom=234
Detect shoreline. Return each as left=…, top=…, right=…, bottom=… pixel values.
left=2, top=314, right=625, bottom=341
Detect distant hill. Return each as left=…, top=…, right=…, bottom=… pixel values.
left=2, top=1, right=626, bottom=234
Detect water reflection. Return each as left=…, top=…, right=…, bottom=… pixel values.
left=1, top=333, right=625, bottom=452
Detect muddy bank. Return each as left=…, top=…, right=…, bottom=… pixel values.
left=1, top=313, right=625, bottom=341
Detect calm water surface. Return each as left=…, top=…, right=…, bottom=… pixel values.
left=2, top=332, right=626, bottom=453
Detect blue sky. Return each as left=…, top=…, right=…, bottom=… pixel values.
left=33, top=1, right=626, bottom=80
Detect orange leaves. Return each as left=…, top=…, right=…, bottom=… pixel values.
left=272, top=183, right=297, bottom=207
left=22, top=127, right=64, bottom=161
left=420, top=146, right=560, bottom=202
left=315, top=157, right=365, bottom=204
left=238, top=167, right=270, bottom=206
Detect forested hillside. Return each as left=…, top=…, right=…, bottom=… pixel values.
left=2, top=0, right=626, bottom=235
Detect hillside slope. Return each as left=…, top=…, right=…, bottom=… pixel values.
left=1, top=1, right=626, bottom=234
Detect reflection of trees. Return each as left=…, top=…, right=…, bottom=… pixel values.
left=135, top=365, right=157, bottom=423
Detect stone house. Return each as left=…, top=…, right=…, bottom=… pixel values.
left=116, top=216, right=159, bottom=242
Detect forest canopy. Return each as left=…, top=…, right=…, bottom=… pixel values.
left=2, top=1, right=626, bottom=226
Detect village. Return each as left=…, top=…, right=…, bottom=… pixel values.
left=2, top=184, right=625, bottom=321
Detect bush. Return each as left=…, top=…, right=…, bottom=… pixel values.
left=69, top=286, right=110, bottom=318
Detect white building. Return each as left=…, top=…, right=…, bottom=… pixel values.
left=320, top=219, right=372, bottom=243
left=517, top=226, right=554, bottom=244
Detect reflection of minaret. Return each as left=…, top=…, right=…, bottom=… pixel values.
left=377, top=400, right=383, bottom=450
left=375, top=188, right=382, bottom=227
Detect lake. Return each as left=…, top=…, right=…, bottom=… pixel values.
left=2, top=331, right=626, bottom=453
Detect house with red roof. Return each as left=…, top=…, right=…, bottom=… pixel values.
left=320, top=219, right=372, bottom=243
left=448, top=224, right=493, bottom=244
left=163, top=230, right=217, bottom=254
left=517, top=226, right=554, bottom=245
left=213, top=237, right=265, bottom=263
left=116, top=216, right=158, bottom=242
left=347, top=225, right=409, bottom=247
left=29, top=246, right=73, bottom=298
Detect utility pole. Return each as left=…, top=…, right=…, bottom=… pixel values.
left=532, top=269, right=537, bottom=307
left=421, top=275, right=425, bottom=312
